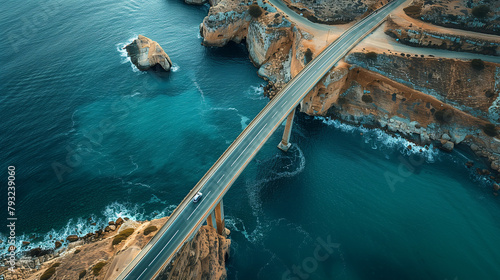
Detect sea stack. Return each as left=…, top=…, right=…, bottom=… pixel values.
left=124, top=35, right=172, bottom=71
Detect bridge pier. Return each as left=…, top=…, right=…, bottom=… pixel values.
left=277, top=108, right=296, bottom=152
left=206, top=212, right=215, bottom=228
left=214, top=200, right=225, bottom=236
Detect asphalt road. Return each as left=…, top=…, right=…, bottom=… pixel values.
left=117, top=1, right=405, bottom=279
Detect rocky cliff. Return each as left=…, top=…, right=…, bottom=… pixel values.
left=300, top=53, right=500, bottom=174
left=1, top=218, right=230, bottom=280
left=198, top=0, right=500, bottom=181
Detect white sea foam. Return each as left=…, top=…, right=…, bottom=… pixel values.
left=239, top=114, right=250, bottom=130
left=245, top=84, right=266, bottom=100
left=316, top=116, right=439, bottom=162
left=0, top=200, right=176, bottom=257
left=170, top=63, right=180, bottom=72
left=116, top=36, right=143, bottom=73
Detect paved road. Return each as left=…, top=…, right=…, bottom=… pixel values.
left=116, top=1, right=406, bottom=279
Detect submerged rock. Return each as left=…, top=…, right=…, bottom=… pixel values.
left=124, top=35, right=172, bottom=72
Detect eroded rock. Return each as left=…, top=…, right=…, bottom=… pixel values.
left=125, top=35, right=172, bottom=71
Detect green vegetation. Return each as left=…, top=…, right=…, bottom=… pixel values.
left=92, top=261, right=107, bottom=276
left=361, top=95, right=373, bottom=103
left=304, top=48, right=313, bottom=65
left=248, top=4, right=263, bottom=18
left=434, top=109, right=453, bottom=123
left=112, top=228, right=135, bottom=245
left=472, top=5, right=490, bottom=18
left=144, top=226, right=158, bottom=236
left=471, top=59, right=485, bottom=70
left=40, top=267, right=56, bottom=280
left=79, top=270, right=87, bottom=279
left=366, top=52, right=377, bottom=60
left=483, top=123, right=498, bottom=137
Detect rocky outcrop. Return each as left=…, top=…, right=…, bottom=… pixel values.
left=155, top=226, right=231, bottom=280
left=281, top=0, right=389, bottom=24
left=125, top=35, right=173, bottom=71
left=385, top=16, right=500, bottom=56
left=404, top=0, right=500, bottom=35
left=1, top=218, right=231, bottom=280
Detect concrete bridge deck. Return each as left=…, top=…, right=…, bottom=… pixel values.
left=116, top=1, right=406, bottom=278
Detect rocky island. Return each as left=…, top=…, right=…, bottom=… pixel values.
left=125, top=35, right=173, bottom=72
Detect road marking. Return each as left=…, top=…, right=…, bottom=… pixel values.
left=217, top=174, right=225, bottom=183
left=149, top=230, right=180, bottom=266
left=187, top=191, right=211, bottom=221
left=231, top=123, right=268, bottom=167
left=280, top=100, right=288, bottom=108
left=137, top=267, right=148, bottom=279
left=272, top=111, right=278, bottom=118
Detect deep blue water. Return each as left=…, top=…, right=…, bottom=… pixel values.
left=1, top=0, right=500, bottom=279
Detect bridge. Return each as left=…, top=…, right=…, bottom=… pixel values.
left=116, top=0, right=405, bottom=278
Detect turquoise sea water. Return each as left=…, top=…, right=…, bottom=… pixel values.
left=1, top=0, right=500, bottom=279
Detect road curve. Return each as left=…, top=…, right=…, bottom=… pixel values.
left=116, top=1, right=406, bottom=279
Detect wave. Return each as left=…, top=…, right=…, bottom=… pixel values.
left=116, top=36, right=143, bottom=73
left=0, top=200, right=176, bottom=258
left=245, top=84, right=266, bottom=100
left=315, top=116, right=439, bottom=162
left=239, top=114, right=250, bottom=130
left=170, top=63, right=180, bottom=72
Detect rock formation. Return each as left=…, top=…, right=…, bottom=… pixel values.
left=125, top=35, right=173, bottom=71
left=155, top=226, right=230, bottom=280
left=1, top=217, right=231, bottom=280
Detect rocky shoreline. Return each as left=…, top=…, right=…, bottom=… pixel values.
left=1, top=216, right=230, bottom=280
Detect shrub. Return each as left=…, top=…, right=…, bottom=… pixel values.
left=361, top=94, right=373, bottom=103
left=304, top=48, right=313, bottom=65
left=79, top=270, right=87, bottom=279
left=92, top=261, right=107, bottom=276
left=144, top=226, right=158, bottom=236
left=483, top=123, right=498, bottom=137
left=248, top=4, right=263, bottom=18
left=434, top=109, right=453, bottom=123
left=366, top=51, right=377, bottom=59
left=40, top=267, right=56, bottom=280
left=471, top=59, right=485, bottom=70
left=472, top=5, right=490, bottom=18
left=112, top=228, right=135, bottom=245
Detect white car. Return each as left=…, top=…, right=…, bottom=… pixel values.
left=193, top=192, right=203, bottom=203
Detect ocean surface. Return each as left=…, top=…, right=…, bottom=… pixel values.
left=1, top=0, right=500, bottom=279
